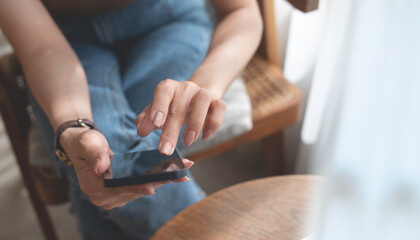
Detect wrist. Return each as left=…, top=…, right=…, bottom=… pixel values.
left=202, top=86, right=224, bottom=100
left=55, top=118, right=99, bottom=165
left=189, top=66, right=233, bottom=100
left=60, top=127, right=90, bottom=151
left=189, top=78, right=225, bottom=100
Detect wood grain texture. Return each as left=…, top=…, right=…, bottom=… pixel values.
left=152, top=175, right=320, bottom=240
left=258, top=0, right=279, bottom=66
left=263, top=131, right=287, bottom=176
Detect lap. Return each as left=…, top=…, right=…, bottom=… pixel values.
left=70, top=42, right=141, bottom=153
left=55, top=41, right=206, bottom=238
left=28, top=2, right=212, bottom=239
left=121, top=9, right=213, bottom=113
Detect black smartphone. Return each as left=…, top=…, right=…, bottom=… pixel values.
left=104, top=149, right=187, bottom=188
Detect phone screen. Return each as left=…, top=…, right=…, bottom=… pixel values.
left=104, top=149, right=187, bottom=188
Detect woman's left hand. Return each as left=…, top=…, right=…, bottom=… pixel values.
left=136, top=79, right=226, bottom=156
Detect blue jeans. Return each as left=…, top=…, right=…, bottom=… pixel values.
left=28, top=0, right=213, bottom=239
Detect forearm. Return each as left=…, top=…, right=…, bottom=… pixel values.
left=0, top=0, right=92, bottom=131
left=24, top=48, right=92, bottom=131
left=190, top=1, right=263, bottom=99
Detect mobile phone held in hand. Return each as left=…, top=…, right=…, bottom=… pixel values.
left=104, top=149, right=187, bottom=188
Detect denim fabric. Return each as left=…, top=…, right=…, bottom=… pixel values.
left=28, top=0, right=212, bottom=239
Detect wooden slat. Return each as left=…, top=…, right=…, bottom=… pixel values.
left=257, top=0, right=319, bottom=66
left=257, top=0, right=279, bottom=66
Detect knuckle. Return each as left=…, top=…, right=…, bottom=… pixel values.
left=161, top=79, right=174, bottom=85
left=189, top=117, right=203, bottom=127
left=161, top=132, right=176, bottom=141
left=188, top=115, right=205, bottom=129
left=196, top=90, right=211, bottom=102
left=208, top=115, right=224, bottom=127
left=79, top=131, right=103, bottom=147
left=78, top=131, right=91, bottom=143
left=156, top=80, right=174, bottom=95
left=215, top=100, right=227, bottom=111
left=168, top=106, right=185, bottom=119
left=182, top=81, right=199, bottom=92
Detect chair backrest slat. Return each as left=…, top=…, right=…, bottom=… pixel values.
left=257, top=0, right=319, bottom=66
left=257, top=0, right=280, bottom=67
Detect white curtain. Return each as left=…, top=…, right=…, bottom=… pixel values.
left=275, top=0, right=326, bottom=172
left=279, top=0, right=420, bottom=238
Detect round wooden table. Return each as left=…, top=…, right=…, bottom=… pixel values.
left=151, top=175, right=320, bottom=240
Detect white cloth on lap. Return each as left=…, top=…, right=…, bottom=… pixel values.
left=179, top=76, right=253, bottom=156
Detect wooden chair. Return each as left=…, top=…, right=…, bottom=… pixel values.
left=0, top=1, right=318, bottom=239
left=0, top=54, right=66, bottom=240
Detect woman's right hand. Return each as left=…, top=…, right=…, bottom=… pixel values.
left=60, top=127, right=193, bottom=210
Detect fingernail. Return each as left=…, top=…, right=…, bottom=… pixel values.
left=153, top=111, right=164, bottom=127
left=202, top=129, right=214, bottom=140
left=160, top=141, right=173, bottom=155
left=161, top=162, right=178, bottom=172
left=184, top=130, right=196, bottom=146
left=166, top=164, right=177, bottom=171
left=103, top=169, right=112, bottom=179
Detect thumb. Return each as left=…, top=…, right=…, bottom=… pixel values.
left=92, top=151, right=112, bottom=177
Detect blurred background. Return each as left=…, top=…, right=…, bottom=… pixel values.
left=1, top=0, right=419, bottom=239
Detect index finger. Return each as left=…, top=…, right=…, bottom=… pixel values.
left=150, top=79, right=177, bottom=128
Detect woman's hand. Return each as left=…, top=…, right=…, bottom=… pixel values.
left=60, top=127, right=194, bottom=209
left=136, top=79, right=226, bottom=156
left=134, top=0, right=263, bottom=157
